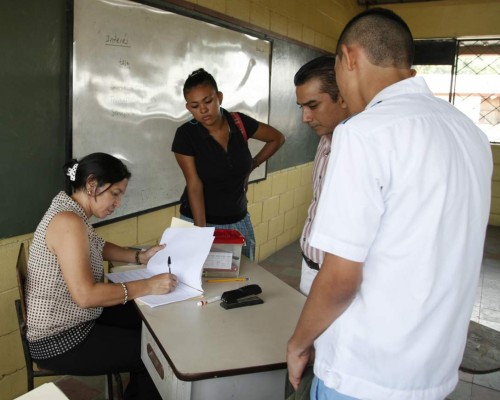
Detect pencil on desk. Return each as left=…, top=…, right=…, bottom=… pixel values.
left=205, top=277, right=249, bottom=283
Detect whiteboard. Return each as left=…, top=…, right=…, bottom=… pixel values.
left=72, top=0, right=271, bottom=222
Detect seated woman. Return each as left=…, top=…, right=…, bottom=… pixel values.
left=25, top=152, right=176, bottom=400
left=172, top=68, right=285, bottom=260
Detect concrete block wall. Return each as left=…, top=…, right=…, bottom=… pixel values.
left=190, top=0, right=360, bottom=53
left=250, top=164, right=313, bottom=261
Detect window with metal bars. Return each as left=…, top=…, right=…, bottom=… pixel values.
left=453, top=39, right=500, bottom=143
left=413, top=38, right=500, bottom=143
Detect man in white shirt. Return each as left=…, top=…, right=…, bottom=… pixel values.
left=287, top=8, right=492, bottom=400
left=295, top=55, right=349, bottom=296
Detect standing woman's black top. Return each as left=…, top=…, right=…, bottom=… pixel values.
left=171, top=108, right=259, bottom=224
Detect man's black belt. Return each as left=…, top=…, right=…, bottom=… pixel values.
left=301, top=252, right=320, bottom=271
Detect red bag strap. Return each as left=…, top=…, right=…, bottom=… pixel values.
left=231, top=112, right=248, bottom=142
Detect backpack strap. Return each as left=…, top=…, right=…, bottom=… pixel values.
left=231, top=112, right=248, bottom=142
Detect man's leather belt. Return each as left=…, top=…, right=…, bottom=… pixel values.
left=301, top=252, right=320, bottom=271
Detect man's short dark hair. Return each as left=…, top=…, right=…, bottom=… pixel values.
left=336, top=8, right=414, bottom=68
left=294, top=55, right=340, bottom=102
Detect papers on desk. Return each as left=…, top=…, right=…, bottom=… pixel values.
left=170, top=216, right=194, bottom=228
left=107, top=226, right=215, bottom=307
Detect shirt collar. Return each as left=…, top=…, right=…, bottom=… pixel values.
left=197, top=108, right=231, bottom=140
left=366, top=76, right=432, bottom=110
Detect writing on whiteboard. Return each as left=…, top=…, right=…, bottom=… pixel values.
left=119, top=58, right=130, bottom=68
left=105, top=33, right=130, bottom=47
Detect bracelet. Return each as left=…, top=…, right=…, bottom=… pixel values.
left=135, top=250, right=141, bottom=264
left=120, top=282, right=128, bottom=304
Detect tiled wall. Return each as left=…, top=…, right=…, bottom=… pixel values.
left=381, top=0, right=500, bottom=38
left=188, top=0, right=360, bottom=53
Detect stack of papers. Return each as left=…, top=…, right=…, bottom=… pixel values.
left=106, top=226, right=215, bottom=307
left=204, top=251, right=233, bottom=270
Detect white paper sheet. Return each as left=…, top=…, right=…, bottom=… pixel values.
left=107, top=269, right=203, bottom=307
left=170, top=216, right=194, bottom=227
left=135, top=282, right=203, bottom=307
left=148, top=226, right=215, bottom=291
left=106, top=226, right=215, bottom=307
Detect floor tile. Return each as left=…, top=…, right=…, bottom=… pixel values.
left=470, top=383, right=500, bottom=400
left=473, top=371, right=500, bottom=391
left=447, top=380, right=473, bottom=400
left=459, top=371, right=474, bottom=383
left=56, top=376, right=101, bottom=400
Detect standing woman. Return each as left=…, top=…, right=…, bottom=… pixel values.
left=172, top=68, right=285, bottom=260
left=26, top=152, right=176, bottom=399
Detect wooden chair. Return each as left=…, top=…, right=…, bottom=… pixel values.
left=460, top=320, right=500, bottom=374
left=14, top=243, right=124, bottom=399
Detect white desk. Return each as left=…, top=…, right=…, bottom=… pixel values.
left=14, top=383, right=69, bottom=400
left=136, top=258, right=305, bottom=400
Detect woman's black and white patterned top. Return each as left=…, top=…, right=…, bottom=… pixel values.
left=26, top=191, right=105, bottom=359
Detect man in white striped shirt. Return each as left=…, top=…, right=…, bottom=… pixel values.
left=295, top=56, right=349, bottom=296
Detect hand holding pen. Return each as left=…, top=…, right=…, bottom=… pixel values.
left=148, top=272, right=177, bottom=294
left=148, top=255, right=176, bottom=294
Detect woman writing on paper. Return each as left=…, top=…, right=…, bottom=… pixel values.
left=26, top=152, right=176, bottom=400
left=172, top=68, right=285, bottom=260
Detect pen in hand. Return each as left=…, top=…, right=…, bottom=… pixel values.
left=168, top=256, right=171, bottom=274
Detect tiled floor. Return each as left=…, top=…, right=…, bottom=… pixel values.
left=52, top=227, right=500, bottom=399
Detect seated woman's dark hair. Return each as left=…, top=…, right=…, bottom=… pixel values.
left=183, top=68, right=219, bottom=97
left=64, top=152, right=131, bottom=192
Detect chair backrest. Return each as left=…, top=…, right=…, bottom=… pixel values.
left=15, top=242, right=41, bottom=391
left=15, top=298, right=34, bottom=380
left=16, top=243, right=28, bottom=323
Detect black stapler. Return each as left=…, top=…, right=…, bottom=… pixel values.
left=220, top=284, right=264, bottom=309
